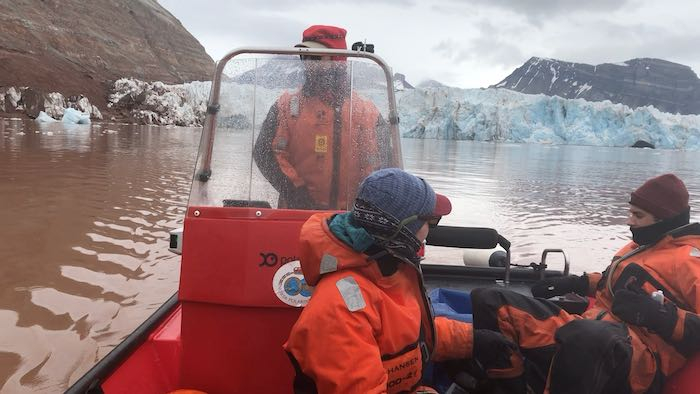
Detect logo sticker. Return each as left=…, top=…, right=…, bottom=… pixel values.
left=273, top=260, right=313, bottom=307
left=314, top=135, right=328, bottom=153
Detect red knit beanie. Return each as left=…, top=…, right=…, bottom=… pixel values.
left=295, top=25, right=347, bottom=49
left=630, top=174, right=689, bottom=219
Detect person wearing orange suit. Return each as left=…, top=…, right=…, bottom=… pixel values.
left=471, top=173, right=700, bottom=394
left=284, top=168, right=518, bottom=393
left=253, top=25, right=384, bottom=210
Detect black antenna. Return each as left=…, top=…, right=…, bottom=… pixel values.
left=351, top=41, right=374, bottom=53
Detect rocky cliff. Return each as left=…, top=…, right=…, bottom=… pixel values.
left=0, top=0, right=214, bottom=111
left=492, top=57, right=700, bottom=115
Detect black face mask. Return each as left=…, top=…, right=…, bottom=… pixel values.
left=302, top=63, right=348, bottom=100
left=630, top=209, right=690, bottom=245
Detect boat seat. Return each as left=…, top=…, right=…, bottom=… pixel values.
left=177, top=206, right=313, bottom=393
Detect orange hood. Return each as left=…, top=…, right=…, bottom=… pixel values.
left=298, top=212, right=378, bottom=286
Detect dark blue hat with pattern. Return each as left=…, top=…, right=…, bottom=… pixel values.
left=354, top=168, right=436, bottom=234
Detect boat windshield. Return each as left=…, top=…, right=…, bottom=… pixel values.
left=189, top=52, right=402, bottom=210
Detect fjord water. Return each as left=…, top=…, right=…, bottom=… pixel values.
left=1, top=119, right=699, bottom=392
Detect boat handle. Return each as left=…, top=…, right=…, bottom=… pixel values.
left=540, top=249, right=570, bottom=280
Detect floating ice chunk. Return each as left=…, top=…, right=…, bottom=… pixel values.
left=62, top=108, right=91, bottom=124
left=35, top=111, right=57, bottom=123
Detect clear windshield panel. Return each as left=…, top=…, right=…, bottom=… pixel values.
left=189, top=54, right=401, bottom=210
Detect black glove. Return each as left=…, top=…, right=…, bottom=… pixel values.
left=473, top=329, right=520, bottom=374
left=286, top=186, right=315, bottom=209
left=611, top=288, right=677, bottom=339
left=531, top=274, right=589, bottom=299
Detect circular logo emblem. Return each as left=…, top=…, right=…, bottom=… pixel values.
left=272, top=260, right=313, bottom=307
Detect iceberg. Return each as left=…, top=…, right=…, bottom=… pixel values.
left=35, top=111, right=57, bottom=123
left=62, top=107, right=91, bottom=124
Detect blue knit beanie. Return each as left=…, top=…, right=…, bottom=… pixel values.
left=354, top=168, right=436, bottom=234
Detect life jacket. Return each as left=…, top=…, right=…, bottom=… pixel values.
left=272, top=91, right=381, bottom=210
left=584, top=223, right=700, bottom=380
left=284, top=213, right=471, bottom=393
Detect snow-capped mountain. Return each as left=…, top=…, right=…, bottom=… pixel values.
left=230, top=58, right=414, bottom=91
left=493, top=57, right=700, bottom=115
left=417, top=79, right=449, bottom=89
left=393, top=73, right=414, bottom=91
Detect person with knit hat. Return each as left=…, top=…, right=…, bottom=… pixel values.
left=253, top=24, right=387, bottom=211
left=283, top=168, right=515, bottom=393
left=467, top=173, right=700, bottom=393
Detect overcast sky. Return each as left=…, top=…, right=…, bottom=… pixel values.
left=159, top=0, right=700, bottom=89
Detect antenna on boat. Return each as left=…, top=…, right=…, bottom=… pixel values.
left=351, top=40, right=374, bottom=53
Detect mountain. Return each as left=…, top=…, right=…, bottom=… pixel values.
left=393, top=73, right=414, bottom=91
left=417, top=79, right=449, bottom=89
left=231, top=58, right=414, bottom=91
left=0, top=0, right=214, bottom=109
left=492, top=57, right=700, bottom=115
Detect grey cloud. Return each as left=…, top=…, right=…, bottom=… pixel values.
left=553, top=21, right=700, bottom=72
left=241, top=0, right=416, bottom=7
left=432, top=20, right=525, bottom=69
left=432, top=37, right=525, bottom=69
left=437, top=0, right=631, bottom=24
left=162, top=0, right=413, bottom=14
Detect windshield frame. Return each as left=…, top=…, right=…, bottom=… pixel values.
left=194, top=47, right=402, bottom=187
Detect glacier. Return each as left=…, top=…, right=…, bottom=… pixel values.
left=398, top=87, right=700, bottom=149
left=108, top=78, right=700, bottom=150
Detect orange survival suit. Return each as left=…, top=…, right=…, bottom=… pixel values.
left=284, top=213, right=473, bottom=393
left=471, top=223, right=700, bottom=394
left=253, top=90, right=382, bottom=210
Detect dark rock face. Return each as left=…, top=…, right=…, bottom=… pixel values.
left=393, top=73, right=414, bottom=89
left=0, top=0, right=214, bottom=109
left=21, top=88, right=45, bottom=118
left=631, top=140, right=655, bottom=149
left=492, top=57, right=700, bottom=115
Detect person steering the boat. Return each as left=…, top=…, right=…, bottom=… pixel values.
left=469, top=173, right=700, bottom=394
left=283, top=168, right=516, bottom=393
left=253, top=24, right=384, bottom=210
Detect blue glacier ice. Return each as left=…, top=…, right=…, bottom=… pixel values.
left=109, top=77, right=700, bottom=149
left=62, top=107, right=91, bottom=124
left=397, top=87, right=700, bottom=150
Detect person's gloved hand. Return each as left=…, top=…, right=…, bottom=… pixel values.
left=287, top=186, right=315, bottom=209
left=473, top=329, right=522, bottom=379
left=531, top=274, right=589, bottom=299
left=611, top=288, right=677, bottom=339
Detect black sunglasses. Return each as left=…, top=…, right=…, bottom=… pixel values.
left=387, top=214, right=442, bottom=240
left=300, top=55, right=323, bottom=61
left=419, top=215, right=442, bottom=228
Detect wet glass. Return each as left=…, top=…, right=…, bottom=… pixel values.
left=189, top=55, right=400, bottom=211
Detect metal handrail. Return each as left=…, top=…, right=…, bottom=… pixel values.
left=539, top=249, right=570, bottom=280
left=196, top=46, right=402, bottom=183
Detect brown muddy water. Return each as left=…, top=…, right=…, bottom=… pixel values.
left=2, top=117, right=700, bottom=392
left=0, top=119, right=199, bottom=393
